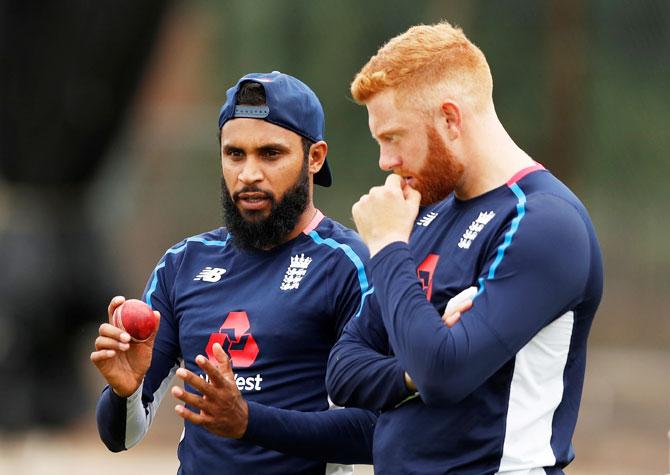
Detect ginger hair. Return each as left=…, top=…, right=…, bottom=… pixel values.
left=351, top=21, right=493, bottom=112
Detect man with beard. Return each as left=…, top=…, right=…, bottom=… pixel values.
left=92, top=72, right=377, bottom=474
left=326, top=22, right=604, bottom=474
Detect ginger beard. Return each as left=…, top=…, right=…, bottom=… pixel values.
left=411, top=125, right=464, bottom=206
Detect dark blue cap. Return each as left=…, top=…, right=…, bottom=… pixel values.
left=218, top=71, right=332, bottom=187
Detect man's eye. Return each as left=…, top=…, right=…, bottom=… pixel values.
left=264, top=149, right=281, bottom=158
left=226, top=150, right=243, bottom=158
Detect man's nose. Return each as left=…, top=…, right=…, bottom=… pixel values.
left=238, top=158, right=264, bottom=184
left=378, top=152, right=402, bottom=171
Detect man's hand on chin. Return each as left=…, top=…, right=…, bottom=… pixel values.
left=352, top=174, right=421, bottom=257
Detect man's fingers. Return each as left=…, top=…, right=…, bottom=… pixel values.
left=442, top=300, right=472, bottom=328
left=457, top=299, right=473, bottom=313
left=445, top=286, right=478, bottom=312
left=375, top=175, right=403, bottom=200
left=212, top=344, right=238, bottom=386
left=384, top=173, right=403, bottom=188
left=172, top=385, right=208, bottom=411
left=404, top=185, right=422, bottom=207
left=445, top=299, right=473, bottom=317
left=90, top=349, right=117, bottom=363
left=95, top=335, right=130, bottom=352
left=98, top=323, right=131, bottom=343
left=174, top=404, right=209, bottom=426
left=442, top=311, right=462, bottom=328
left=175, top=367, right=209, bottom=394
left=195, top=354, right=226, bottom=388
left=352, top=199, right=365, bottom=228
left=212, top=344, right=232, bottom=372
left=107, top=296, right=125, bottom=323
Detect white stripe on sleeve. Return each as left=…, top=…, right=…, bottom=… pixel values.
left=125, top=363, right=180, bottom=449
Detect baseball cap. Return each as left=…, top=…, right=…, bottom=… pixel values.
left=218, top=71, right=332, bottom=187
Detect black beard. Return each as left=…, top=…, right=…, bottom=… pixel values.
left=220, top=162, right=309, bottom=250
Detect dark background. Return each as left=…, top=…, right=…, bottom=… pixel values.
left=1, top=1, right=668, bottom=473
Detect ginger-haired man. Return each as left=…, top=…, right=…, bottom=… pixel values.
left=327, top=21, right=603, bottom=474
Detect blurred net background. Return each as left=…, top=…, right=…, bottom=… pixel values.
left=0, top=0, right=668, bottom=473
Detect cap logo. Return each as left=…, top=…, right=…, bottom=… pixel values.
left=234, top=105, right=270, bottom=119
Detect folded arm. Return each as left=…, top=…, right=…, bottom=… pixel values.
left=326, top=293, right=411, bottom=410
left=371, top=200, right=592, bottom=406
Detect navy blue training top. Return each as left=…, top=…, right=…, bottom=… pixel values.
left=327, top=166, right=604, bottom=474
left=96, top=211, right=376, bottom=474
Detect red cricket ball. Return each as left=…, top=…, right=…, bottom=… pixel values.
left=113, top=299, right=157, bottom=342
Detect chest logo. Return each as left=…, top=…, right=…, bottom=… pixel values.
left=417, top=254, right=440, bottom=301
left=194, top=267, right=227, bottom=282
left=280, top=253, right=312, bottom=291
left=416, top=211, right=438, bottom=227
left=205, top=311, right=259, bottom=368
left=458, top=211, right=496, bottom=250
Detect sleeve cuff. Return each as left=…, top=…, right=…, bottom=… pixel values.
left=241, top=400, right=268, bottom=442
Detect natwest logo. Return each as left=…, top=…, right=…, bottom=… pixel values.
left=417, top=254, right=440, bottom=301
left=205, top=311, right=259, bottom=368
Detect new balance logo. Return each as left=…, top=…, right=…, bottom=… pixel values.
left=280, top=253, right=312, bottom=291
left=458, top=211, right=496, bottom=249
left=417, top=211, right=438, bottom=227
left=194, top=267, right=227, bottom=282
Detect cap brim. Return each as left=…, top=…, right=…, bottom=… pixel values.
left=314, top=158, right=332, bottom=187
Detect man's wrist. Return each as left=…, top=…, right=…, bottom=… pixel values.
left=233, top=399, right=249, bottom=439
left=111, top=382, right=142, bottom=399
left=367, top=236, right=409, bottom=258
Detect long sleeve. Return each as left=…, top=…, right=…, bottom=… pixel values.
left=96, top=248, right=183, bottom=451
left=96, top=349, right=180, bottom=451
left=326, top=293, right=410, bottom=410
left=243, top=402, right=376, bottom=464
left=371, top=195, right=593, bottom=406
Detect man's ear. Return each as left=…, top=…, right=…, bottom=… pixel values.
left=308, top=141, right=328, bottom=174
left=440, top=101, right=462, bottom=140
